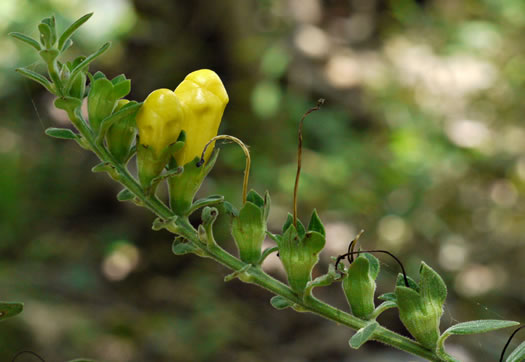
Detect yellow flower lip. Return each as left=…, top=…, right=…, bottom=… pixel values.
left=178, top=69, right=229, bottom=104
left=136, top=88, right=183, bottom=157
left=172, top=69, right=229, bottom=166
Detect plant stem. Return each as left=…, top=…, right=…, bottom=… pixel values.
left=69, top=110, right=443, bottom=362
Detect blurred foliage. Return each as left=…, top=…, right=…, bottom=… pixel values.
left=2, top=0, right=525, bottom=361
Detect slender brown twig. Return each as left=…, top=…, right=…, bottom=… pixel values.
left=198, top=135, right=251, bottom=204
left=293, top=98, right=325, bottom=226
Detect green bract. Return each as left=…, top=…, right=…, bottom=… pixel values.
left=167, top=151, right=219, bottom=215
left=106, top=99, right=138, bottom=164
left=231, top=190, right=270, bottom=264
left=87, top=72, right=131, bottom=132
left=273, top=210, right=326, bottom=296
left=394, top=262, right=447, bottom=350
left=342, top=253, right=380, bottom=320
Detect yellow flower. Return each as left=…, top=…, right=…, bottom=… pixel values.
left=136, top=88, right=183, bottom=157
left=173, top=69, right=229, bottom=166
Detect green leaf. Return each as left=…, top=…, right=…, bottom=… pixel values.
left=15, top=67, right=54, bottom=93
left=96, top=101, right=141, bottom=142
left=246, top=189, right=264, bottom=208
left=38, top=22, right=53, bottom=48
left=222, top=201, right=239, bottom=217
left=54, top=96, right=83, bottom=120
left=263, top=190, right=271, bottom=221
left=61, top=38, right=73, bottom=53
left=442, top=320, right=520, bottom=337
left=349, top=321, right=379, bottom=349
left=282, top=213, right=293, bottom=233
left=270, top=296, right=294, bottom=310
left=296, top=218, right=306, bottom=238
left=91, top=162, right=113, bottom=173
left=0, top=302, right=23, bottom=321
left=507, top=341, right=525, bottom=362
left=307, top=209, right=325, bottom=236
left=9, top=32, right=41, bottom=50
left=69, top=42, right=110, bottom=84
left=396, top=273, right=420, bottom=292
left=419, top=262, right=447, bottom=307
left=189, top=195, right=224, bottom=215
left=58, top=13, right=93, bottom=50
left=116, top=188, right=134, bottom=201
left=112, top=79, right=131, bottom=99
left=45, top=127, right=78, bottom=140
left=362, top=253, right=380, bottom=279
left=172, top=240, right=199, bottom=255
left=378, top=292, right=397, bottom=303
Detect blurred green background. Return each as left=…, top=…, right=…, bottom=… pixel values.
left=2, top=0, right=525, bottom=361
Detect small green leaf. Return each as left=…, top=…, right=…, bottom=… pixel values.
left=38, top=22, right=53, bottom=48
left=443, top=320, right=519, bottom=337
left=378, top=292, right=397, bottom=303
left=58, top=13, right=93, bottom=50
left=111, top=74, right=127, bottom=85
left=396, top=273, right=419, bottom=292
left=91, top=162, right=113, bottom=173
left=96, top=101, right=141, bottom=142
left=507, top=341, right=525, bottom=362
left=282, top=213, right=294, bottom=233
left=222, top=201, right=239, bottom=217
left=189, top=195, right=224, bottom=215
left=116, top=188, right=134, bottom=201
left=45, top=127, right=78, bottom=140
left=69, top=42, right=110, bottom=84
left=307, top=209, right=325, bottom=236
left=246, top=189, right=264, bottom=208
left=263, top=190, right=271, bottom=221
left=0, top=302, right=23, bottom=321
left=362, top=253, right=380, bottom=279
left=172, top=240, right=199, bottom=255
left=296, top=219, right=306, bottom=238
left=270, top=296, right=294, bottom=310
left=9, top=32, right=41, bottom=50
left=61, top=38, right=73, bottom=52
left=112, top=79, right=131, bottom=99
left=419, top=262, right=447, bottom=307
left=349, top=321, right=379, bottom=349
left=15, top=68, right=54, bottom=93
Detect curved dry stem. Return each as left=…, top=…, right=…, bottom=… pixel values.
left=199, top=135, right=251, bottom=204
left=293, top=98, right=324, bottom=227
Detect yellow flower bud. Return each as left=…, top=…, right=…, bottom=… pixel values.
left=136, top=88, right=183, bottom=157
left=136, top=89, right=184, bottom=188
left=173, top=69, right=229, bottom=166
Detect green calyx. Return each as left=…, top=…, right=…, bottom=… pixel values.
left=394, top=262, right=447, bottom=350
left=231, top=190, right=270, bottom=264
left=137, top=131, right=185, bottom=191
left=342, top=253, right=380, bottom=320
left=87, top=72, right=131, bottom=132
left=274, top=210, right=326, bottom=296
left=167, top=149, right=219, bottom=216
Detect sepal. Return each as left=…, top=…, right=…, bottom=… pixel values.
left=394, top=262, right=447, bottom=350
left=231, top=190, right=269, bottom=264
left=167, top=149, right=219, bottom=215
left=276, top=211, right=326, bottom=296
left=342, top=253, right=379, bottom=320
